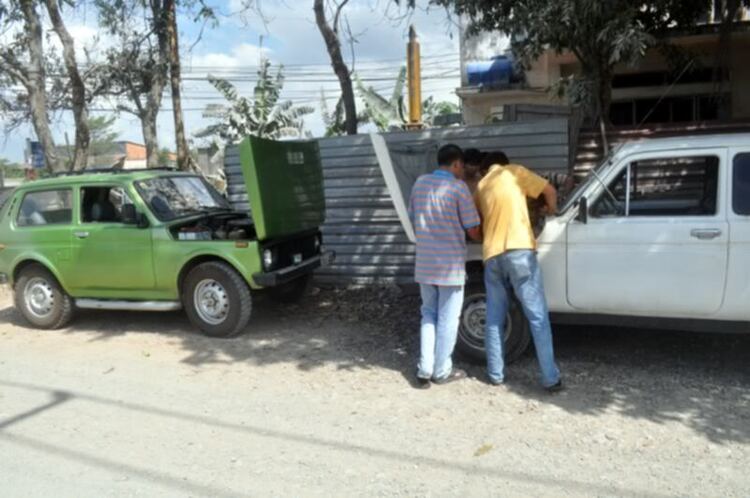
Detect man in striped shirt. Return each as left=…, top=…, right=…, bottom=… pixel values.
left=408, top=144, right=482, bottom=389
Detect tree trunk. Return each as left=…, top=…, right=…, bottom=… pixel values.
left=313, top=0, right=357, bottom=135
left=141, top=108, right=160, bottom=168
left=44, top=0, right=90, bottom=171
left=164, top=0, right=191, bottom=171
left=20, top=0, right=62, bottom=173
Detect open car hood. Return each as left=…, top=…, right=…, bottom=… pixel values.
left=226, top=137, right=325, bottom=240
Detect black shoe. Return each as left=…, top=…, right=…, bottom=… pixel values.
left=433, top=368, right=468, bottom=385
left=544, top=380, right=564, bottom=393
left=415, top=377, right=431, bottom=390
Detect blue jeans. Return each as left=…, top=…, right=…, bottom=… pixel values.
left=418, top=284, right=464, bottom=380
left=484, top=250, right=560, bottom=387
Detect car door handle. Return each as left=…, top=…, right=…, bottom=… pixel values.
left=74, top=231, right=90, bottom=239
left=690, top=228, right=722, bottom=240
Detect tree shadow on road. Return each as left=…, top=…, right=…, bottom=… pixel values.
left=1, top=286, right=750, bottom=445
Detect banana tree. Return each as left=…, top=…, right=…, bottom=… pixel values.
left=356, top=66, right=460, bottom=130
left=197, top=59, right=314, bottom=143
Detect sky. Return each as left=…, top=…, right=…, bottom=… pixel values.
left=0, top=0, right=463, bottom=164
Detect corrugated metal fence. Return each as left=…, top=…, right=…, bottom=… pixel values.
left=315, top=119, right=570, bottom=285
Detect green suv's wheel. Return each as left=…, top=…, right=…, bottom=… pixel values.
left=268, top=274, right=310, bottom=304
left=457, top=284, right=531, bottom=364
left=14, top=264, right=74, bottom=329
left=183, top=261, right=252, bottom=338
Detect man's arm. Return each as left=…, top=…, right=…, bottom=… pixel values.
left=457, top=183, right=482, bottom=241
left=540, top=183, right=558, bottom=215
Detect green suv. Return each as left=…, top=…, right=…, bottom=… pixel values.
left=0, top=137, right=329, bottom=337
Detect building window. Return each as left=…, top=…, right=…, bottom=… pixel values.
left=733, top=153, right=750, bottom=215
left=17, top=189, right=73, bottom=227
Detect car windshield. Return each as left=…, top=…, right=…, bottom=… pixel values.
left=559, top=156, right=615, bottom=213
left=136, top=176, right=231, bottom=221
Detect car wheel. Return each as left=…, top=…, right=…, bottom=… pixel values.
left=268, top=274, right=310, bottom=304
left=183, top=261, right=252, bottom=338
left=457, top=284, right=531, bottom=364
left=14, top=264, right=74, bottom=329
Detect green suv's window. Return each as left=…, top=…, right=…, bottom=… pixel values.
left=81, top=186, right=134, bottom=223
left=17, top=189, right=73, bottom=227
left=136, top=176, right=230, bottom=221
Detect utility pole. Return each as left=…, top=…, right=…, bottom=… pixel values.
left=406, top=25, right=423, bottom=130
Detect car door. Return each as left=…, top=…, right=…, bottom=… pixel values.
left=68, top=184, right=155, bottom=295
left=566, top=148, right=729, bottom=317
left=720, top=149, right=750, bottom=320
left=13, top=188, right=75, bottom=281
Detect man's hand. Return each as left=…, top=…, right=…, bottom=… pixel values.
left=466, top=226, right=482, bottom=242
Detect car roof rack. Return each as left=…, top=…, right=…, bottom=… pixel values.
left=52, top=167, right=179, bottom=177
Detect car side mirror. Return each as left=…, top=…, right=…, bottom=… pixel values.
left=122, top=204, right=149, bottom=228
left=576, top=197, right=588, bottom=224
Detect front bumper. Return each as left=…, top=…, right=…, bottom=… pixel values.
left=252, top=251, right=335, bottom=287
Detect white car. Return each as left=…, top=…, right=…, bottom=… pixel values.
left=377, top=133, right=750, bottom=361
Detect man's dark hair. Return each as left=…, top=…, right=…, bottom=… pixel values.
left=437, top=144, right=464, bottom=167
left=464, top=148, right=483, bottom=166
left=480, top=151, right=510, bottom=174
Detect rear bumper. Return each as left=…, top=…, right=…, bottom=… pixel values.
left=252, top=251, right=335, bottom=287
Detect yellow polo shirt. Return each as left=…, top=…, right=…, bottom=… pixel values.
left=475, top=164, right=548, bottom=261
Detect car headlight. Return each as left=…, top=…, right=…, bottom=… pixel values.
left=263, top=249, right=274, bottom=270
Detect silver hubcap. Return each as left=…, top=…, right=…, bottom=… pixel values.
left=461, top=294, right=513, bottom=348
left=193, top=279, right=229, bottom=325
left=24, top=277, right=55, bottom=319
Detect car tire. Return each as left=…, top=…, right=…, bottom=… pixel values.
left=14, top=264, right=74, bottom=329
left=456, top=284, right=531, bottom=364
left=268, top=274, right=310, bottom=304
left=183, top=261, right=252, bottom=338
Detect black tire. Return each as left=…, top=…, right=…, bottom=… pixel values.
left=268, top=274, right=310, bottom=304
left=457, top=284, right=531, bottom=364
left=182, top=261, right=252, bottom=338
left=14, top=264, right=74, bottom=329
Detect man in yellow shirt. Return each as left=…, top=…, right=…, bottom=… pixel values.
left=475, top=152, right=562, bottom=391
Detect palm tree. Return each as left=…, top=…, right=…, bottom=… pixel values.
left=197, top=59, right=314, bottom=143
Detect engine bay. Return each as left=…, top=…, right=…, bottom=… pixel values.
left=171, top=213, right=257, bottom=241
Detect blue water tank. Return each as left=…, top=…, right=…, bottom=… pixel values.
left=466, top=56, right=515, bottom=88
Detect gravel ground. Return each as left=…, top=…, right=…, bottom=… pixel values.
left=1, top=284, right=749, bottom=497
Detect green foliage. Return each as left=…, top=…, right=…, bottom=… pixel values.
left=197, top=59, right=314, bottom=143
left=0, top=158, right=24, bottom=178
left=320, top=90, right=369, bottom=137
left=422, top=97, right=460, bottom=126
left=88, top=115, right=120, bottom=156
left=356, top=66, right=460, bottom=130
left=157, top=147, right=175, bottom=167
left=355, top=66, right=407, bottom=132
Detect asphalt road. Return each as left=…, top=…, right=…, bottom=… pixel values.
left=1, top=287, right=749, bottom=497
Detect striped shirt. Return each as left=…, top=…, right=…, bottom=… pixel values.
left=408, top=169, right=480, bottom=286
